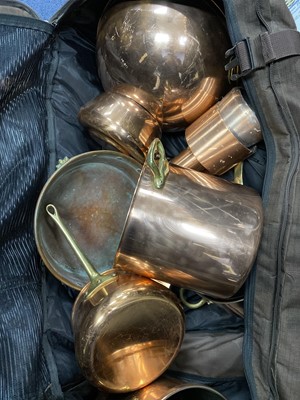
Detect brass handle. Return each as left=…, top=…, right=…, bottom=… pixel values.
left=233, top=161, right=244, bottom=185
left=46, top=204, right=103, bottom=291
left=179, top=288, right=209, bottom=309
left=146, top=138, right=169, bottom=189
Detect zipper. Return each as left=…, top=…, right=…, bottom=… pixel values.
left=254, top=2, right=300, bottom=400
left=266, top=65, right=300, bottom=400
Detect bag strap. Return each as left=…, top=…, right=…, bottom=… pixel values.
left=225, top=29, right=300, bottom=80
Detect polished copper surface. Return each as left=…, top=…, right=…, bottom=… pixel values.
left=163, top=76, right=223, bottom=129
left=172, top=88, right=262, bottom=175
left=44, top=203, right=185, bottom=393
left=97, top=1, right=230, bottom=131
left=34, top=151, right=141, bottom=289
left=113, top=84, right=163, bottom=123
left=171, top=147, right=205, bottom=172
left=114, top=140, right=264, bottom=299
left=73, top=272, right=185, bottom=392
left=79, top=91, right=162, bottom=164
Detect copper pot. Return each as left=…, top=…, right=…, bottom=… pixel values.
left=79, top=87, right=162, bottom=164
left=45, top=204, right=185, bottom=393
left=114, top=139, right=263, bottom=299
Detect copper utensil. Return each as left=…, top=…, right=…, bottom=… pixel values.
left=45, top=204, right=185, bottom=393
left=114, top=139, right=263, bottom=299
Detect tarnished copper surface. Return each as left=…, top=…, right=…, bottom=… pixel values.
left=34, top=151, right=141, bottom=289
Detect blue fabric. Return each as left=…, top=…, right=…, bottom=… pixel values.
left=19, top=0, right=68, bottom=20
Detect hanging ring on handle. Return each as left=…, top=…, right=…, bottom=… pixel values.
left=146, top=138, right=169, bottom=189
left=179, top=288, right=210, bottom=309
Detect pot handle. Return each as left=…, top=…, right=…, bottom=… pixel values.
left=179, top=288, right=210, bottom=309
left=146, top=138, right=169, bottom=189
left=46, top=204, right=105, bottom=292
left=179, top=287, right=244, bottom=315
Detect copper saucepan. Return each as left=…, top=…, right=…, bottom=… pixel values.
left=114, top=139, right=264, bottom=299
left=45, top=204, right=185, bottom=393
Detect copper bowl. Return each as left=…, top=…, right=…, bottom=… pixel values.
left=97, top=1, right=230, bottom=131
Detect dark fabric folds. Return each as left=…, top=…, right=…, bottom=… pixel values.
left=0, top=16, right=54, bottom=400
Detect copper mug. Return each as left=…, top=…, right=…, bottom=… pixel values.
left=171, top=88, right=263, bottom=175
left=114, top=139, right=263, bottom=299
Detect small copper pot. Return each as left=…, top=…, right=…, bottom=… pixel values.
left=45, top=204, right=185, bottom=393
left=79, top=87, right=162, bottom=164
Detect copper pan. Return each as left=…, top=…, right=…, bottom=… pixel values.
left=34, top=150, right=141, bottom=289
left=45, top=204, right=185, bottom=393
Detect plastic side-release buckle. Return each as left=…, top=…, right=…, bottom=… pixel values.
left=225, top=30, right=300, bottom=81
left=225, top=38, right=253, bottom=81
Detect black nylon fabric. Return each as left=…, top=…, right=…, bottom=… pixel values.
left=0, top=16, right=54, bottom=400
left=224, top=1, right=300, bottom=399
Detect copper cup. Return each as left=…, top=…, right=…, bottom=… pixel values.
left=171, top=88, right=262, bottom=175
